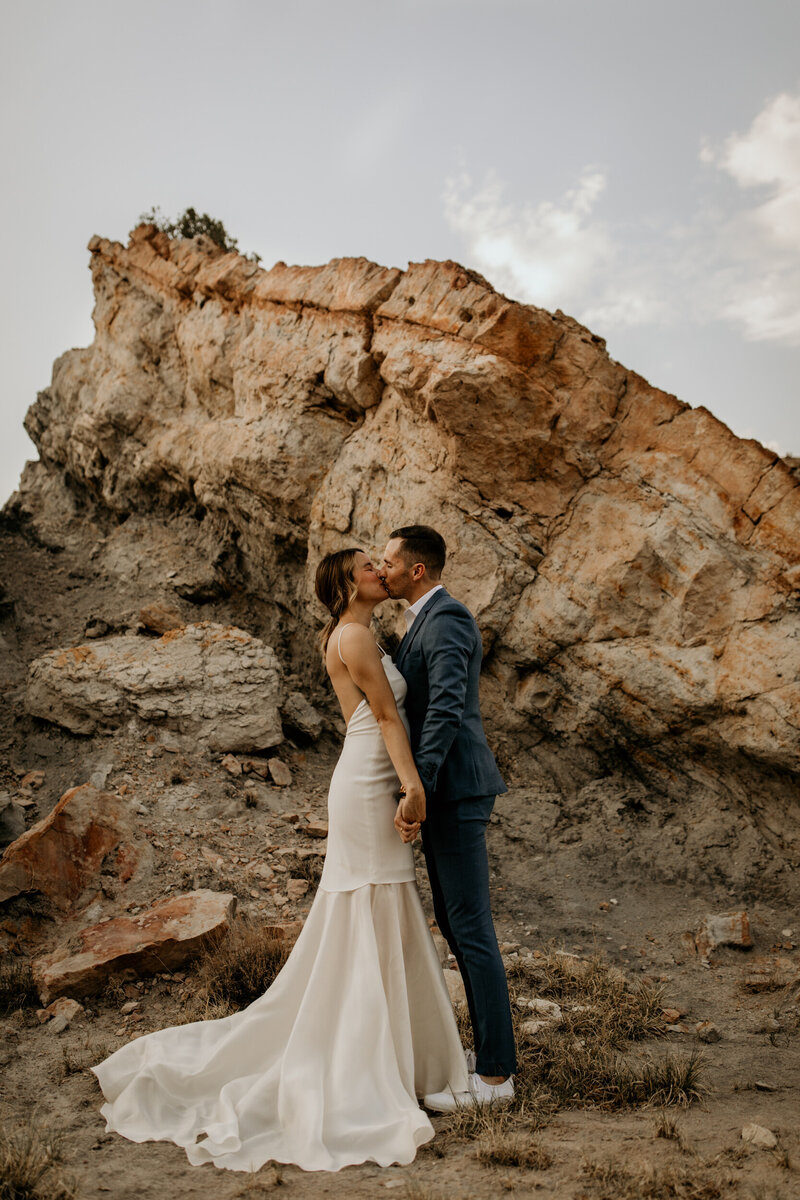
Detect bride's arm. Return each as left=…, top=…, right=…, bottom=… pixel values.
left=338, top=624, right=426, bottom=834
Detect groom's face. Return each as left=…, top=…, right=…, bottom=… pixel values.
left=379, top=539, right=415, bottom=600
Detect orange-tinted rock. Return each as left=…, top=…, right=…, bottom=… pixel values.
left=267, top=758, right=292, bottom=787
left=32, top=888, right=237, bottom=1002
left=36, top=996, right=84, bottom=1024
left=0, top=783, right=147, bottom=910
left=261, top=919, right=304, bottom=942
left=20, top=771, right=45, bottom=790
left=139, top=602, right=185, bottom=634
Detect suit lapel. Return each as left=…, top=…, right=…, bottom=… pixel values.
left=396, top=587, right=449, bottom=668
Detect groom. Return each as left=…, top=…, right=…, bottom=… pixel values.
left=379, top=525, right=516, bottom=1110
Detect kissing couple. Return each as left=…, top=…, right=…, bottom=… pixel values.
left=90, top=525, right=517, bottom=1173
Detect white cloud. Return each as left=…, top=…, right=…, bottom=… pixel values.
left=714, top=92, right=800, bottom=242
left=704, top=92, right=800, bottom=342
left=444, top=91, right=800, bottom=348
left=444, top=166, right=673, bottom=331
left=443, top=167, right=613, bottom=312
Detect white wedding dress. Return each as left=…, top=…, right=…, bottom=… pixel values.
left=90, top=637, right=468, bottom=1172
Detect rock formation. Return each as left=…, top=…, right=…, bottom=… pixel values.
left=6, top=224, right=799, bottom=841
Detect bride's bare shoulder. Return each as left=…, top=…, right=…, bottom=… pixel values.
left=333, top=622, right=378, bottom=664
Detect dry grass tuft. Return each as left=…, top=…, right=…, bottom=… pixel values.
left=443, top=947, right=706, bottom=1151
left=194, top=915, right=293, bottom=1011
left=507, top=947, right=667, bottom=1046
left=654, top=1107, right=685, bottom=1145
left=402, top=1185, right=450, bottom=1200
left=0, top=1121, right=78, bottom=1200
left=475, top=1131, right=552, bottom=1169
left=581, top=1156, right=733, bottom=1199
left=522, top=1032, right=706, bottom=1110
left=439, top=1085, right=555, bottom=1146
left=53, top=1038, right=118, bottom=1083
left=0, top=958, right=39, bottom=1018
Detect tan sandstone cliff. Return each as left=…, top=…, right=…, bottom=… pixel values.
left=6, top=224, right=799, bottom=839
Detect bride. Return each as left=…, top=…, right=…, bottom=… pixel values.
left=90, top=548, right=469, bottom=1172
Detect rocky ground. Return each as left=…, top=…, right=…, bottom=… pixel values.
left=1, top=515, right=799, bottom=1200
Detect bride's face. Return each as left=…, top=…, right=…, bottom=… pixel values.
left=352, top=551, right=389, bottom=604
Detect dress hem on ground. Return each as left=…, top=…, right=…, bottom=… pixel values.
left=90, top=880, right=468, bottom=1173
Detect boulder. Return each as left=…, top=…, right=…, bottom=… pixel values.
left=32, top=888, right=237, bottom=1002
left=0, top=783, right=148, bottom=911
left=25, top=622, right=283, bottom=752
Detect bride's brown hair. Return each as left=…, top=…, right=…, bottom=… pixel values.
left=315, top=548, right=363, bottom=653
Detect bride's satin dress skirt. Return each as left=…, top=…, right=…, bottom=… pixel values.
left=90, top=663, right=468, bottom=1172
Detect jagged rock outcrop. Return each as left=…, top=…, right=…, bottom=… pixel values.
left=6, top=224, right=799, bottom=824
left=24, top=620, right=284, bottom=751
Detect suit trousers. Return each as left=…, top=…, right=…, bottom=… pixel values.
left=421, top=794, right=517, bottom=1078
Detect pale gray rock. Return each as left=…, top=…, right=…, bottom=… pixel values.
left=25, top=621, right=283, bottom=752
left=741, top=1123, right=778, bottom=1150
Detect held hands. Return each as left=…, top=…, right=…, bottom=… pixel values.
left=394, top=782, right=426, bottom=844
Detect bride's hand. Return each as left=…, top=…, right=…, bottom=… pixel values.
left=394, top=783, right=425, bottom=842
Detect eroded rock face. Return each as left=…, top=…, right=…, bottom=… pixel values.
left=6, top=225, right=799, bottom=820
left=0, top=782, right=148, bottom=909
left=32, top=888, right=237, bottom=1002
left=25, top=621, right=283, bottom=752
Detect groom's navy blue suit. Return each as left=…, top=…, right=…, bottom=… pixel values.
left=395, top=587, right=516, bottom=1078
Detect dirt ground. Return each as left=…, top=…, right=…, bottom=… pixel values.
left=1, top=515, right=799, bottom=1200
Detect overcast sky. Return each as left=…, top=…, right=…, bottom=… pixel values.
left=2, top=0, right=798, bottom=505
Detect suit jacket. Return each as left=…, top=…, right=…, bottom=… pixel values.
left=394, top=587, right=507, bottom=804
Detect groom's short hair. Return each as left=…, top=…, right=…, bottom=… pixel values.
left=390, top=525, right=446, bottom=578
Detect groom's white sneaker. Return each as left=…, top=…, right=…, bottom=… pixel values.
left=423, top=1072, right=514, bottom=1112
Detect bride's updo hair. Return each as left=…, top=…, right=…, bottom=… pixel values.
left=315, top=548, right=362, bottom=653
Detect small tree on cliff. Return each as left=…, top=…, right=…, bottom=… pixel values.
left=137, top=205, right=262, bottom=263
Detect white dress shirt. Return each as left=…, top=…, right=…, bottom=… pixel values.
left=404, top=584, right=444, bottom=629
